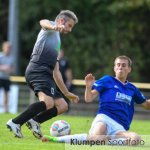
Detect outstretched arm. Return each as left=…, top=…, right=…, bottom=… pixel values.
left=53, top=61, right=79, bottom=103
left=85, top=74, right=99, bottom=103
left=39, top=19, right=65, bottom=32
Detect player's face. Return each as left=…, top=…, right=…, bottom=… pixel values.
left=61, top=18, right=75, bottom=34
left=114, top=59, right=131, bottom=82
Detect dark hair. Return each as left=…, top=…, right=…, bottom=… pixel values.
left=114, top=55, right=132, bottom=67
left=55, top=10, right=78, bottom=24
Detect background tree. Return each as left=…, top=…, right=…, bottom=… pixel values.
left=0, top=0, right=9, bottom=42
left=1, top=0, right=150, bottom=82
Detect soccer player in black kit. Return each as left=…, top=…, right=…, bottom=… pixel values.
left=6, top=10, right=79, bottom=138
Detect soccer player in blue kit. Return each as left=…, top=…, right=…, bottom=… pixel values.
left=6, top=10, right=79, bottom=138
left=42, top=55, right=150, bottom=145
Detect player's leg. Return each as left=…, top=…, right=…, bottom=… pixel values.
left=25, top=92, right=55, bottom=138
left=6, top=91, right=54, bottom=138
left=41, top=133, right=88, bottom=143
left=87, top=122, right=108, bottom=142
left=30, top=84, right=68, bottom=125
left=6, top=72, right=57, bottom=138
left=3, top=90, right=9, bottom=113
left=32, top=97, right=67, bottom=123
left=87, top=113, right=108, bottom=142
left=54, top=98, right=68, bottom=114
left=0, top=79, right=10, bottom=112
left=116, top=131, right=141, bottom=145
left=1, top=79, right=10, bottom=113
left=94, top=114, right=141, bottom=146
left=98, top=114, right=128, bottom=146
left=25, top=78, right=67, bottom=138
left=29, top=97, right=67, bottom=136
left=41, top=114, right=107, bottom=143
left=27, top=97, right=67, bottom=139
left=57, top=86, right=71, bottom=113
left=6, top=100, right=47, bottom=138
left=41, top=122, right=107, bottom=143
left=28, top=98, right=68, bottom=139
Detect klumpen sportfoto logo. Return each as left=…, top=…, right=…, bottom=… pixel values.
left=69, top=138, right=145, bottom=147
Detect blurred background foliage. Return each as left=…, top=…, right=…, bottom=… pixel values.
left=1, top=0, right=150, bottom=82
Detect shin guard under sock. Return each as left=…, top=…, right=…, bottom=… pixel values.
left=33, top=106, right=58, bottom=124
left=12, top=101, right=46, bottom=125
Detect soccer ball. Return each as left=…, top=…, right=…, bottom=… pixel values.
left=50, top=120, right=71, bottom=137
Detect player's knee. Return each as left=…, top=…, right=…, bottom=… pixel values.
left=57, top=101, right=68, bottom=114
left=44, top=100, right=54, bottom=110
left=40, top=100, right=54, bottom=110
left=38, top=92, right=55, bottom=109
left=64, top=102, right=68, bottom=112
left=61, top=101, right=68, bottom=112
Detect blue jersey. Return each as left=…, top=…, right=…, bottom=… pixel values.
left=92, top=75, right=146, bottom=130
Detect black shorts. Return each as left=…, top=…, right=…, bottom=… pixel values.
left=0, top=79, right=11, bottom=92
left=25, top=71, right=63, bottom=98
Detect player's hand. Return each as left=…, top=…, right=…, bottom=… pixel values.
left=85, top=73, right=95, bottom=88
left=65, top=92, right=79, bottom=103
left=52, top=25, right=65, bottom=32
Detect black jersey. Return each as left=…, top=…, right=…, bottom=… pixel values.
left=26, top=21, right=61, bottom=74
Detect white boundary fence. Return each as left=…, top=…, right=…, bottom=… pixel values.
left=10, top=76, right=150, bottom=89
left=0, top=76, right=150, bottom=115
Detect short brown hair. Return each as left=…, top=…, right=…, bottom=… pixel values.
left=55, top=10, right=78, bottom=24
left=114, top=55, right=132, bottom=67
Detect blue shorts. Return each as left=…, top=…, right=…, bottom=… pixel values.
left=89, top=114, right=126, bottom=136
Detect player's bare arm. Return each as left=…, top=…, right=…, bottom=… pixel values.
left=141, top=99, right=150, bottom=110
left=85, top=73, right=99, bottom=102
left=40, top=19, right=65, bottom=32
left=53, top=61, right=79, bottom=103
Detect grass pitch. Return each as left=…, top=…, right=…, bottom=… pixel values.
left=0, top=113, right=150, bottom=150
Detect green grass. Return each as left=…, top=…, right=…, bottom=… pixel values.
left=0, top=113, right=150, bottom=150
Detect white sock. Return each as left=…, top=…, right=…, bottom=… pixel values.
left=57, top=133, right=88, bottom=143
